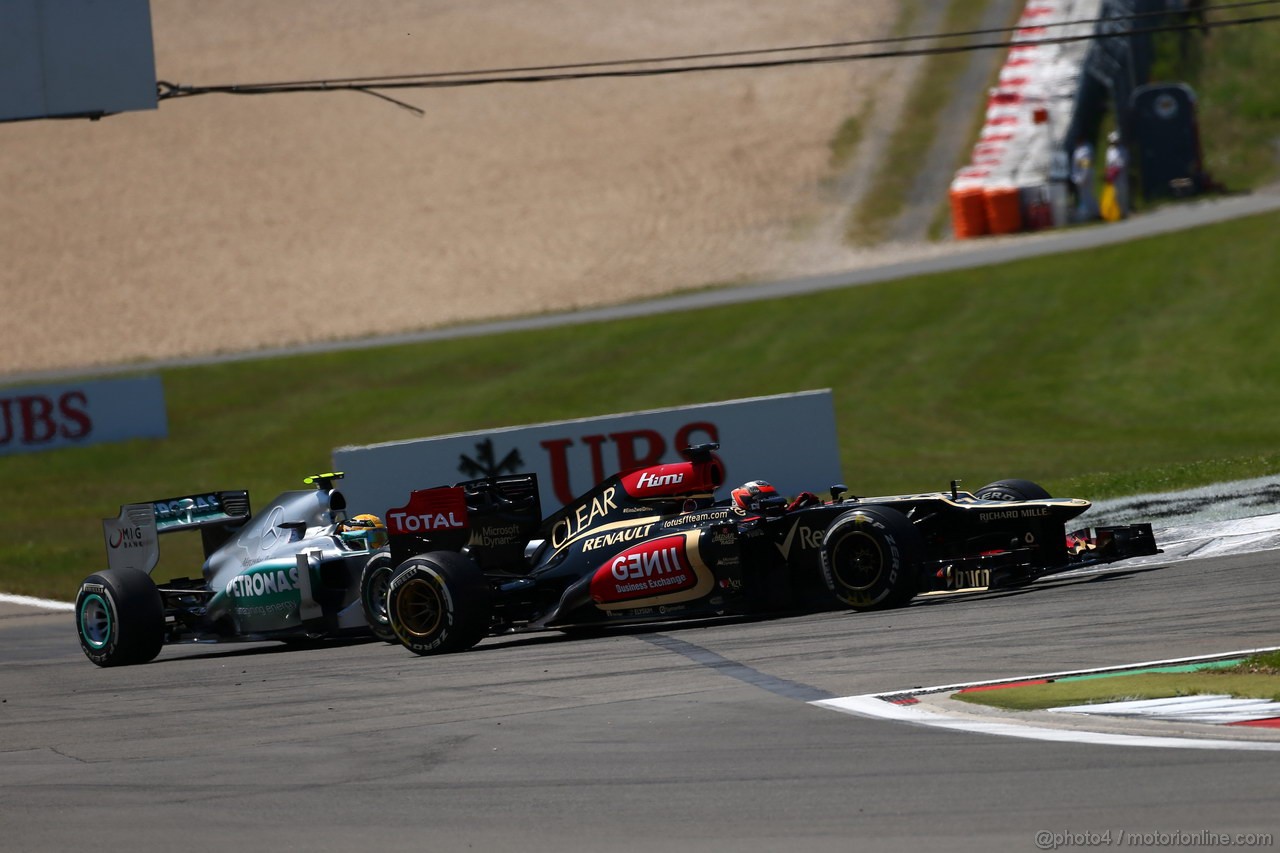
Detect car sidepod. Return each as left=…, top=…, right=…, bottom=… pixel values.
left=586, top=529, right=717, bottom=612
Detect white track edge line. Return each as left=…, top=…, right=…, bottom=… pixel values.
left=809, top=694, right=1280, bottom=751
left=0, top=593, right=75, bottom=612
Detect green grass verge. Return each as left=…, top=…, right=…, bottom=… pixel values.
left=1225, top=650, right=1280, bottom=673
left=4, top=207, right=1280, bottom=600
left=954, top=672, right=1280, bottom=710
left=953, top=653, right=1280, bottom=711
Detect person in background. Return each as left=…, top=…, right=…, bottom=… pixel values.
left=1071, top=136, right=1099, bottom=222
left=1102, top=130, right=1130, bottom=221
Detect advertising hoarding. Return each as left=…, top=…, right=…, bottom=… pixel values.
left=0, top=376, right=168, bottom=456
left=334, top=390, right=842, bottom=517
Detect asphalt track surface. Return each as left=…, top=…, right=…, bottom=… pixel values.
left=4, top=542, right=1279, bottom=853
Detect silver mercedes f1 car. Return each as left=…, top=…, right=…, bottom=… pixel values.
left=75, top=473, right=388, bottom=666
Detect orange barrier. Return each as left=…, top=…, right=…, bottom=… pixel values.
left=984, top=186, right=1023, bottom=235
left=949, top=185, right=990, bottom=239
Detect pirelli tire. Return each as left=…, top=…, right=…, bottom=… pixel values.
left=974, top=478, right=1052, bottom=501
left=358, top=551, right=398, bottom=643
left=386, top=552, right=491, bottom=656
left=75, top=568, right=165, bottom=667
left=819, top=507, right=922, bottom=611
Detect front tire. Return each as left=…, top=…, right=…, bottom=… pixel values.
left=386, top=552, right=490, bottom=656
left=75, top=568, right=164, bottom=667
left=819, top=507, right=922, bottom=611
left=975, top=479, right=1051, bottom=501
left=358, top=552, right=398, bottom=643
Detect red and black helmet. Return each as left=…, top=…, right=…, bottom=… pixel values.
left=730, top=480, right=779, bottom=516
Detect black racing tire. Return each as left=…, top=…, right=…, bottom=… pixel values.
left=974, top=478, right=1052, bottom=502
left=819, top=507, right=922, bottom=611
left=386, top=552, right=491, bottom=656
left=75, top=568, right=164, bottom=667
left=358, top=551, right=398, bottom=643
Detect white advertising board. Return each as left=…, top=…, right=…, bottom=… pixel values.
left=334, top=390, right=842, bottom=518
left=0, top=376, right=168, bottom=456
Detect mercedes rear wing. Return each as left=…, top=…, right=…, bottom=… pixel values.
left=102, top=490, right=251, bottom=575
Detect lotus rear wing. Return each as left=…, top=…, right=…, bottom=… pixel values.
left=102, top=490, right=251, bottom=575
left=386, top=473, right=541, bottom=570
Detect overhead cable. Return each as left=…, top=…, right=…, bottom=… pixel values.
left=155, top=2, right=1280, bottom=114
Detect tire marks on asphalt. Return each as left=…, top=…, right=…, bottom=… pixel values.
left=640, top=632, right=835, bottom=702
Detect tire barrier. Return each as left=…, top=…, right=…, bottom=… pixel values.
left=950, top=0, right=1102, bottom=238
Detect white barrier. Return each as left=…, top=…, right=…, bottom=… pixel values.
left=333, top=390, right=843, bottom=517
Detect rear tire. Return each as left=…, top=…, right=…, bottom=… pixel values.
left=819, top=507, right=922, bottom=611
left=75, top=568, right=164, bottom=667
left=358, top=552, right=398, bottom=643
left=975, top=479, right=1051, bottom=501
left=386, top=552, right=490, bottom=655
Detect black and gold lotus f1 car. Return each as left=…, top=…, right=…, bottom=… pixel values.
left=376, top=444, right=1159, bottom=655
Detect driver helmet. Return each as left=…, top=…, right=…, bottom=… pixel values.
left=731, top=480, right=779, bottom=516
left=339, top=513, right=388, bottom=550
